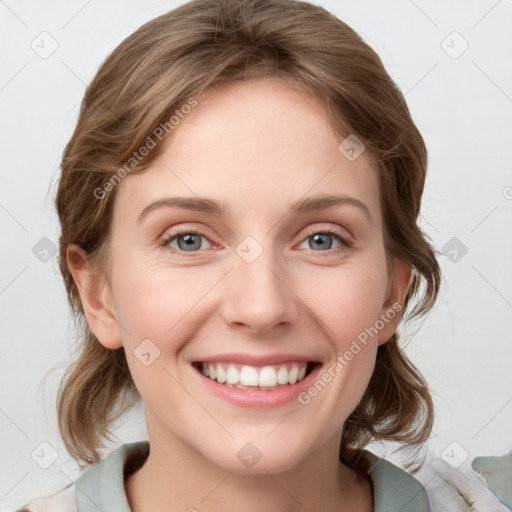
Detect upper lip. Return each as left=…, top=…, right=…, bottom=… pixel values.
left=192, top=353, right=320, bottom=366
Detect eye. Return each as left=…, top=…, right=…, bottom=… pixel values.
left=297, top=228, right=352, bottom=252
left=161, top=228, right=213, bottom=252
left=160, top=226, right=352, bottom=255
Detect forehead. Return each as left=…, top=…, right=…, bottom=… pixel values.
left=115, top=77, right=381, bottom=225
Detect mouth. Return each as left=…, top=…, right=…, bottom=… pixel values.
left=191, top=360, right=319, bottom=391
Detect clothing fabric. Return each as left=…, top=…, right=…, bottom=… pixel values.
left=16, top=440, right=431, bottom=511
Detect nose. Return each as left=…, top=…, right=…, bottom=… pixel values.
left=220, top=246, right=300, bottom=336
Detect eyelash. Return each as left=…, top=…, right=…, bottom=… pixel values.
left=160, top=227, right=212, bottom=253
left=300, top=227, right=352, bottom=250
left=160, top=226, right=353, bottom=256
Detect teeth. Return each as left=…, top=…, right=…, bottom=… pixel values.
left=276, top=366, right=288, bottom=385
left=216, top=366, right=227, bottom=384
left=240, top=366, right=259, bottom=386
left=199, top=362, right=311, bottom=388
left=226, top=366, right=239, bottom=384
left=259, top=366, right=277, bottom=387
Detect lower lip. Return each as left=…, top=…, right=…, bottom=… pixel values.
left=192, top=364, right=322, bottom=408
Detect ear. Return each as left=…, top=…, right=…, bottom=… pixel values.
left=377, top=258, right=412, bottom=346
left=66, top=244, right=123, bottom=349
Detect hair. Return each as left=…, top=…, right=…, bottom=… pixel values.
left=55, top=0, right=441, bottom=473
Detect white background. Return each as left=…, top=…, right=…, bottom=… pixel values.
left=1, top=0, right=511, bottom=509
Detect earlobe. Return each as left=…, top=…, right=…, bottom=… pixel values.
left=66, top=244, right=123, bottom=349
left=377, top=259, right=412, bottom=346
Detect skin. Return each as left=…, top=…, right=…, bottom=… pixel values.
left=68, top=76, right=411, bottom=512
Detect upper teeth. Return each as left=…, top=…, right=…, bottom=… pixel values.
left=200, top=362, right=308, bottom=387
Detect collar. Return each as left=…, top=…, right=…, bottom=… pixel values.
left=75, top=441, right=430, bottom=511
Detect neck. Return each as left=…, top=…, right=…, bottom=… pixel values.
left=125, top=426, right=372, bottom=512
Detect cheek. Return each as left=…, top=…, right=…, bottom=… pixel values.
left=109, top=261, right=209, bottom=398
left=112, top=246, right=389, bottom=346
left=301, top=261, right=389, bottom=345
left=111, top=251, right=213, bottom=340
left=297, top=267, right=386, bottom=424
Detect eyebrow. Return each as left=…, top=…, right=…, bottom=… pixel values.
left=136, top=194, right=372, bottom=224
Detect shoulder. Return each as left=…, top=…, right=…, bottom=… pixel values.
left=360, top=448, right=510, bottom=512
left=360, top=449, right=431, bottom=511
left=14, top=484, right=76, bottom=512
left=15, top=442, right=149, bottom=512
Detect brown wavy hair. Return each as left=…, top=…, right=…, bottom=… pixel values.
left=55, top=0, right=441, bottom=472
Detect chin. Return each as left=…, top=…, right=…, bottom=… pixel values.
left=202, top=437, right=312, bottom=475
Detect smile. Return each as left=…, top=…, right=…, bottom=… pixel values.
left=193, top=361, right=317, bottom=390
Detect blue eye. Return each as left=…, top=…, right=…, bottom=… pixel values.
left=298, top=230, right=351, bottom=252
left=161, top=227, right=351, bottom=255
left=162, top=230, right=212, bottom=252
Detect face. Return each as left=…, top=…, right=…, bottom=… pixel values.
left=74, top=76, right=409, bottom=473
